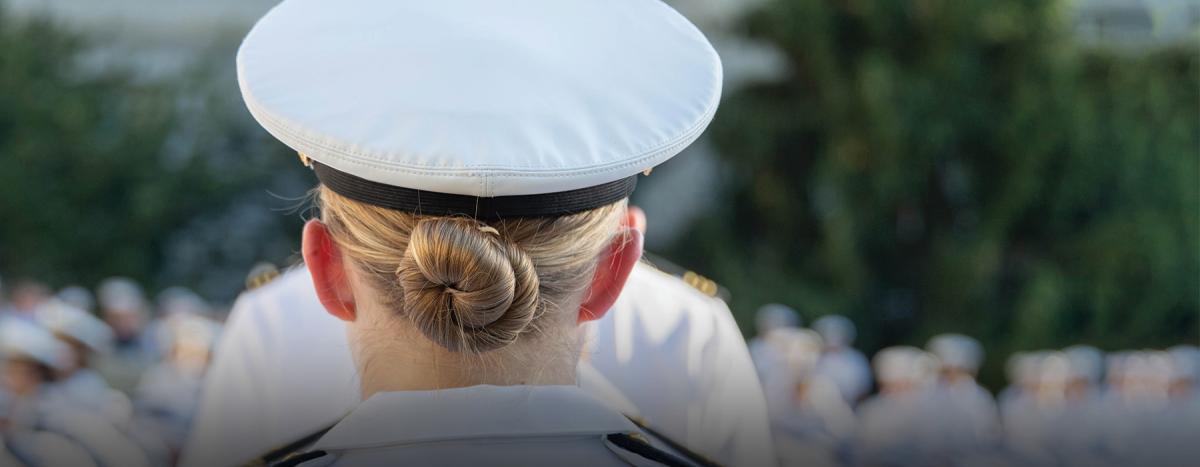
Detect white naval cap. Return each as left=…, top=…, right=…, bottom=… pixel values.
left=927, top=333, right=984, bottom=374
left=1106, top=351, right=1133, bottom=382
left=1038, top=351, right=1072, bottom=387
left=155, top=287, right=210, bottom=317
left=237, top=0, right=722, bottom=219
left=165, top=315, right=221, bottom=351
left=812, top=315, right=856, bottom=348
left=0, top=318, right=68, bottom=369
left=1064, top=345, right=1104, bottom=383
left=97, top=276, right=147, bottom=314
left=756, top=303, right=800, bottom=334
left=873, top=346, right=934, bottom=384
left=773, top=328, right=823, bottom=371
left=36, top=299, right=114, bottom=354
left=1167, top=345, right=1200, bottom=382
left=56, top=286, right=95, bottom=313
left=1123, top=351, right=1173, bottom=386
left=1006, top=352, right=1036, bottom=385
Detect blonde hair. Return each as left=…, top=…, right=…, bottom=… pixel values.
left=317, top=186, right=626, bottom=354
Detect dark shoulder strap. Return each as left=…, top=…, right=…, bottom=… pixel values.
left=624, top=417, right=724, bottom=467
left=243, top=423, right=336, bottom=467
left=607, top=433, right=698, bottom=467
left=271, top=450, right=327, bottom=467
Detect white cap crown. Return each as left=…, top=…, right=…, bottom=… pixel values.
left=238, top=0, right=722, bottom=205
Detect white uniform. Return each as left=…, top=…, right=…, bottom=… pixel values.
left=182, top=264, right=774, bottom=467
left=53, top=369, right=115, bottom=415
left=132, top=364, right=205, bottom=448
left=2, top=431, right=99, bottom=467
left=584, top=265, right=773, bottom=466
left=296, top=385, right=667, bottom=466
left=812, top=349, right=871, bottom=405
left=924, top=334, right=1001, bottom=457
left=811, top=316, right=871, bottom=404
left=851, top=346, right=938, bottom=467
left=854, top=391, right=938, bottom=466
left=925, top=380, right=1001, bottom=457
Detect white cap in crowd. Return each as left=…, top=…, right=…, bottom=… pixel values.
left=813, top=315, right=857, bottom=348
left=155, top=287, right=211, bottom=317
left=756, top=303, right=801, bottom=335
left=927, top=333, right=984, bottom=375
left=56, top=286, right=95, bottom=313
left=874, top=346, right=935, bottom=385
left=772, top=328, right=824, bottom=373
left=1167, top=345, right=1200, bottom=383
left=97, top=277, right=147, bottom=315
left=1064, top=345, right=1105, bottom=383
left=1007, top=352, right=1045, bottom=388
left=36, top=299, right=114, bottom=354
left=166, top=316, right=221, bottom=352
left=0, top=318, right=68, bottom=370
left=1038, top=351, right=1073, bottom=389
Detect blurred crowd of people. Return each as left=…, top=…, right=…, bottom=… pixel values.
left=750, top=305, right=1200, bottom=467
left=0, top=277, right=220, bottom=467
left=2, top=274, right=1196, bottom=467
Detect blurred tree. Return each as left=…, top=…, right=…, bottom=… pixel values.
left=0, top=7, right=309, bottom=302
left=671, top=0, right=1199, bottom=388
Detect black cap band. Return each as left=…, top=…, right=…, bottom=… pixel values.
left=313, top=162, right=637, bottom=220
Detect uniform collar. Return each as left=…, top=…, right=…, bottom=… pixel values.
left=312, top=384, right=637, bottom=451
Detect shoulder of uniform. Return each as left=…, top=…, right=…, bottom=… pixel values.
left=639, top=252, right=727, bottom=300
left=244, top=262, right=282, bottom=292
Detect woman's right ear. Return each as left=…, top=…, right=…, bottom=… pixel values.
left=302, top=219, right=357, bottom=321
left=625, top=205, right=647, bottom=236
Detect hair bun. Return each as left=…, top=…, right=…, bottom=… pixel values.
left=397, top=218, right=540, bottom=353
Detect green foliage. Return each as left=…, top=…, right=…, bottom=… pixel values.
left=0, top=8, right=309, bottom=301
left=670, top=0, right=1199, bottom=387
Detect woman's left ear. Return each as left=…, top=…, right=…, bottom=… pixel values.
left=578, top=226, right=643, bottom=323
left=302, top=220, right=358, bottom=322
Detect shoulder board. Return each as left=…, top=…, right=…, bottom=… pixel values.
left=243, top=422, right=335, bottom=467
left=622, top=416, right=724, bottom=467
left=679, top=271, right=719, bottom=298
left=605, top=432, right=719, bottom=467
left=640, top=252, right=727, bottom=300
left=270, top=450, right=327, bottom=467
left=244, top=262, right=281, bottom=291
